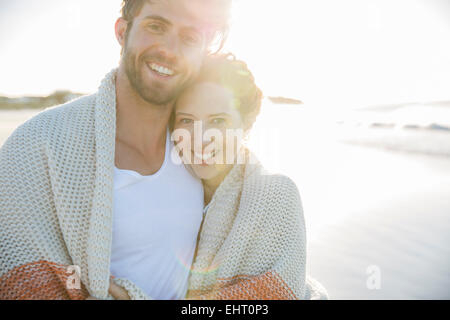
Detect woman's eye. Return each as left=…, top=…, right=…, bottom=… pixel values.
left=211, top=118, right=226, bottom=125
left=179, top=118, right=193, bottom=125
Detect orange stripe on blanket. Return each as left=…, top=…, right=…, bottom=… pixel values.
left=187, top=271, right=298, bottom=300
left=0, top=260, right=89, bottom=300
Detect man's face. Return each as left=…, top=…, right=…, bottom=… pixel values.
left=120, top=0, right=215, bottom=106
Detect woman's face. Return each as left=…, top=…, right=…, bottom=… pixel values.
left=174, top=82, right=245, bottom=181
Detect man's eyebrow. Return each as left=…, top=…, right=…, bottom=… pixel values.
left=142, top=15, right=172, bottom=26
left=142, top=15, right=201, bottom=33
left=142, top=15, right=206, bottom=35
left=176, top=112, right=196, bottom=117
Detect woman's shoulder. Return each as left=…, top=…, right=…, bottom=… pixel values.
left=238, top=165, right=305, bottom=234
left=242, top=164, right=303, bottom=211
left=243, top=152, right=299, bottom=192
left=244, top=163, right=300, bottom=196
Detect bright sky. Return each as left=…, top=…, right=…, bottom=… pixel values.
left=0, top=0, right=449, bottom=108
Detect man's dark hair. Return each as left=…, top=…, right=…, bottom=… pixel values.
left=120, top=0, right=230, bottom=54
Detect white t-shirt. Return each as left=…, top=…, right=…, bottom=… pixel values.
left=110, top=130, right=204, bottom=300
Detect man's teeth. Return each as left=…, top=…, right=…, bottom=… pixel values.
left=149, top=63, right=174, bottom=76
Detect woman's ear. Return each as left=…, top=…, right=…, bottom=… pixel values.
left=115, top=18, right=129, bottom=48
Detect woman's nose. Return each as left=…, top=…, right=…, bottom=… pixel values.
left=199, top=132, right=212, bottom=149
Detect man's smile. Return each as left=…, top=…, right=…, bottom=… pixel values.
left=146, top=62, right=176, bottom=78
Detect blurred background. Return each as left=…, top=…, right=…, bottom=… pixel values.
left=1, top=0, right=449, bottom=299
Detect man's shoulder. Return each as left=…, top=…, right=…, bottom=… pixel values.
left=2, top=94, right=97, bottom=150
left=36, top=93, right=96, bottom=121
left=16, top=94, right=95, bottom=131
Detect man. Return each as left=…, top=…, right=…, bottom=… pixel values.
left=0, top=0, right=230, bottom=300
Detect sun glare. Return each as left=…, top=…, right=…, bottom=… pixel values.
left=0, top=0, right=122, bottom=97
left=228, top=0, right=450, bottom=109
left=0, top=0, right=449, bottom=108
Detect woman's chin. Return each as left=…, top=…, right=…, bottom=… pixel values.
left=191, top=164, right=221, bottom=181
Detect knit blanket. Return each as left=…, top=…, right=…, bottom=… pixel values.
left=0, top=69, right=327, bottom=300
left=185, top=150, right=328, bottom=300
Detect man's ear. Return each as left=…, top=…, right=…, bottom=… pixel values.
left=115, top=17, right=129, bottom=48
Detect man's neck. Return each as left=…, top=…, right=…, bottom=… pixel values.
left=115, top=68, right=172, bottom=154
left=114, top=68, right=173, bottom=175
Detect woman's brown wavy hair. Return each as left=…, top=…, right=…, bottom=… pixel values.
left=183, top=53, right=263, bottom=131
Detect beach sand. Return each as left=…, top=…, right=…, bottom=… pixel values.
left=301, top=145, right=450, bottom=299
left=1, top=106, right=449, bottom=299
left=248, top=104, right=450, bottom=299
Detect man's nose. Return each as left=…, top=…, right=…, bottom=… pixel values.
left=160, top=32, right=182, bottom=58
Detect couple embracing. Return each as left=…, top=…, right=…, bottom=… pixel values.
left=0, top=0, right=327, bottom=300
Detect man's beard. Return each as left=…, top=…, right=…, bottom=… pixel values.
left=122, top=47, right=189, bottom=106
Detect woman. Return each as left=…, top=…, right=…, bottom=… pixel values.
left=172, top=54, right=328, bottom=300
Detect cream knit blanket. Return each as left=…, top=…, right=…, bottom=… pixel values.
left=0, top=70, right=327, bottom=300
left=186, top=149, right=328, bottom=300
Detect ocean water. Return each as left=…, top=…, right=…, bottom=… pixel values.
left=248, top=101, right=450, bottom=299
left=1, top=102, right=449, bottom=299
left=249, top=101, right=450, bottom=162
left=333, top=103, right=450, bottom=157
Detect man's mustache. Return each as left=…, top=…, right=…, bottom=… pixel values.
left=142, top=52, right=179, bottom=71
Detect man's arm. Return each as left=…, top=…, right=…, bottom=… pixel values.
left=0, top=116, right=80, bottom=299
